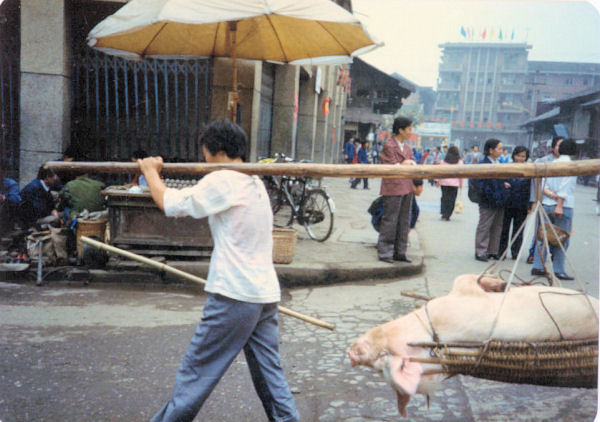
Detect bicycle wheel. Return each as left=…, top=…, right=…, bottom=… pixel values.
left=263, top=177, right=281, bottom=213
left=302, top=189, right=334, bottom=241
left=263, top=177, right=293, bottom=227
left=273, top=200, right=294, bottom=227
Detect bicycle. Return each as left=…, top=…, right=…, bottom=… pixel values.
left=260, top=155, right=335, bottom=242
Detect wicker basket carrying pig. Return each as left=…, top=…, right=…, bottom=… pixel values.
left=348, top=274, right=599, bottom=417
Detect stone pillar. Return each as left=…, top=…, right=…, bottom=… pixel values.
left=19, top=0, right=70, bottom=185
left=314, top=67, right=330, bottom=163
left=332, top=86, right=343, bottom=163
left=248, top=61, right=263, bottom=163
left=296, top=72, right=318, bottom=161
left=324, top=66, right=337, bottom=163
left=271, top=65, right=299, bottom=157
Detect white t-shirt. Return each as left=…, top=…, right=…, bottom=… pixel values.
left=163, top=170, right=280, bottom=303
left=542, top=155, right=576, bottom=209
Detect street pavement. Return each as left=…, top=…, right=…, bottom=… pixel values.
left=0, top=177, right=599, bottom=421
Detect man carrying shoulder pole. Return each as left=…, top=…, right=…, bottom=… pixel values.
left=139, top=120, right=299, bottom=422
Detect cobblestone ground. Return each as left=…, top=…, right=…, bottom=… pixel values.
left=0, top=280, right=597, bottom=422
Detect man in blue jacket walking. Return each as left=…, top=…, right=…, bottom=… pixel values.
left=351, top=140, right=370, bottom=189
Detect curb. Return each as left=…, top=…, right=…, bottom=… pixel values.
left=89, top=249, right=425, bottom=288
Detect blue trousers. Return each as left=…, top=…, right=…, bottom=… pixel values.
left=532, top=205, right=572, bottom=274
left=151, top=294, right=299, bottom=422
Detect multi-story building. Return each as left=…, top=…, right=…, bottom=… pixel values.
left=526, top=61, right=600, bottom=113
left=433, top=42, right=600, bottom=151
left=434, top=42, right=532, bottom=149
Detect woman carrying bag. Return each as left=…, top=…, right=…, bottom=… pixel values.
left=435, top=145, right=463, bottom=221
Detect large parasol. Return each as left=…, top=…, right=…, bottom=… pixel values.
left=87, top=0, right=382, bottom=120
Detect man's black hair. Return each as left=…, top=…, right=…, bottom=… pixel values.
left=558, top=138, right=576, bottom=156
left=392, top=116, right=413, bottom=134
left=483, top=138, right=502, bottom=156
left=37, top=166, right=56, bottom=180
left=63, top=144, right=84, bottom=160
left=199, top=120, right=248, bottom=162
left=412, top=178, right=424, bottom=187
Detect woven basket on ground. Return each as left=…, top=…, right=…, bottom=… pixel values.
left=272, top=228, right=297, bottom=264
left=76, top=219, right=107, bottom=260
left=409, top=338, right=598, bottom=388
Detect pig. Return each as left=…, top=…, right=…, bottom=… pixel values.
left=348, top=273, right=599, bottom=417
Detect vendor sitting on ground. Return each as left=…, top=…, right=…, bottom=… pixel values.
left=19, top=166, right=61, bottom=229
left=59, top=173, right=106, bottom=225
left=1, top=163, right=22, bottom=234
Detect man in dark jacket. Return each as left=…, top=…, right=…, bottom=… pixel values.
left=350, top=140, right=370, bottom=189
left=20, top=167, right=61, bottom=228
left=343, top=137, right=355, bottom=164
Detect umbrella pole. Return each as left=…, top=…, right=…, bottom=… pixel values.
left=229, top=21, right=239, bottom=123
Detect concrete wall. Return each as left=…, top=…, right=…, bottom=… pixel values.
left=19, top=0, right=70, bottom=186
left=15, top=0, right=349, bottom=181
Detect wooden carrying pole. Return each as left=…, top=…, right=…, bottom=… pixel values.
left=80, top=236, right=335, bottom=331
left=46, top=159, right=600, bottom=179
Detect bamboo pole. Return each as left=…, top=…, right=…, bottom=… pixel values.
left=45, top=159, right=600, bottom=179
left=80, top=236, right=335, bottom=331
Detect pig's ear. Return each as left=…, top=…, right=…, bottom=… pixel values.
left=386, top=355, right=423, bottom=396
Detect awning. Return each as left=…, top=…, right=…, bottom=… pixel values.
left=581, top=98, right=600, bottom=107
left=522, top=107, right=560, bottom=126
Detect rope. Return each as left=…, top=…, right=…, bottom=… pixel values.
left=537, top=206, right=599, bottom=324
left=537, top=290, right=597, bottom=340
left=497, top=268, right=548, bottom=286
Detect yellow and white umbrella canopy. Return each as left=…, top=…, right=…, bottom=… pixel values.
left=87, top=0, right=382, bottom=65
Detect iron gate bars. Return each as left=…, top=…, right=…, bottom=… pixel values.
left=70, top=49, right=213, bottom=163
left=0, top=0, right=20, bottom=180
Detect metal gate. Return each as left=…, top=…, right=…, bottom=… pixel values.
left=71, top=50, right=213, bottom=162
left=69, top=1, right=213, bottom=165
left=0, top=0, right=20, bottom=180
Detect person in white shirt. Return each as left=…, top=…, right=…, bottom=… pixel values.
left=140, top=120, right=299, bottom=422
left=531, top=138, right=577, bottom=280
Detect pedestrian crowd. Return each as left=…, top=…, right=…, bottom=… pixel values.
left=350, top=120, right=581, bottom=279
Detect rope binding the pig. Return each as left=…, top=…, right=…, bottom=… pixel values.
left=406, top=191, right=598, bottom=388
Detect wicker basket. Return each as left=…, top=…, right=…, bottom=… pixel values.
left=76, top=219, right=107, bottom=260
left=537, top=222, right=570, bottom=247
left=272, top=228, right=297, bottom=264
left=410, top=338, right=598, bottom=388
